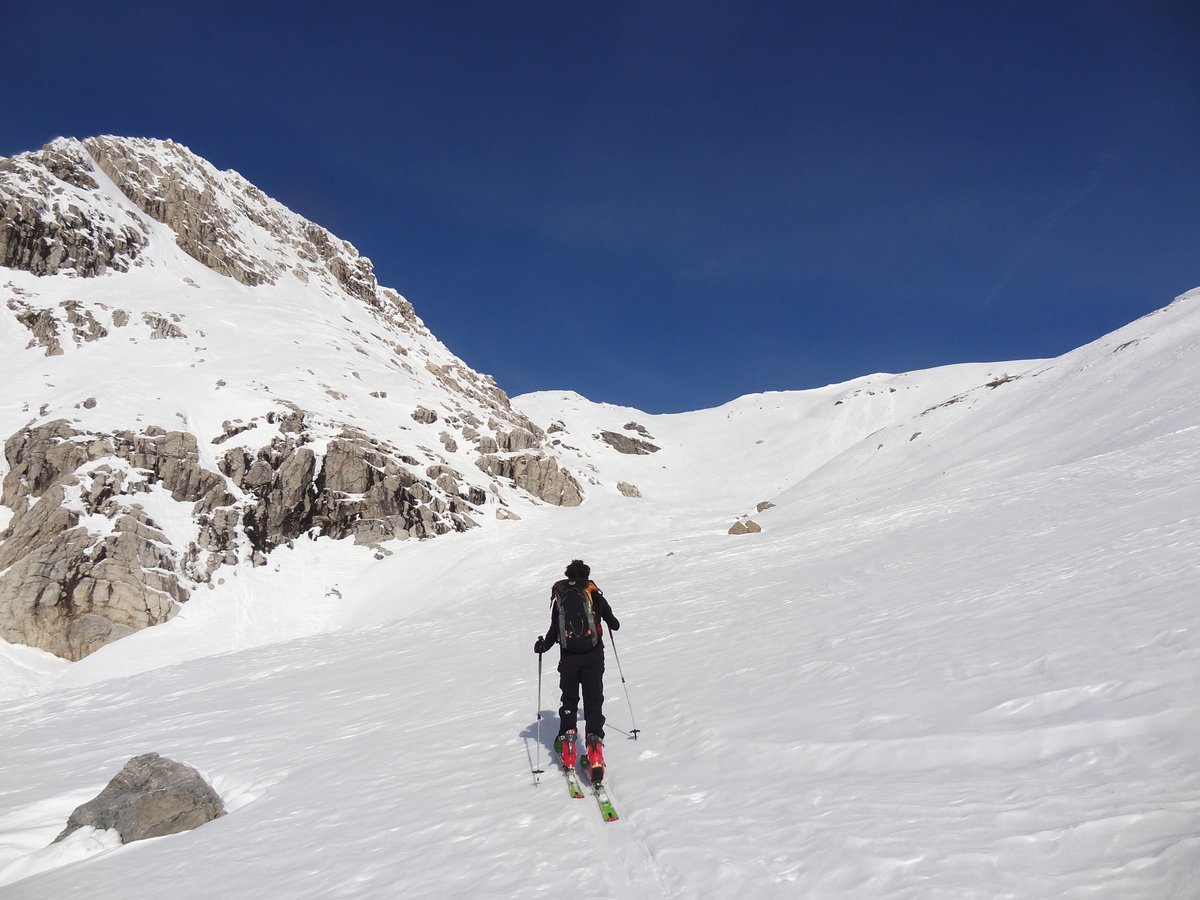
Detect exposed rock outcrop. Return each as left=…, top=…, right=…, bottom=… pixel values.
left=55, top=753, right=225, bottom=845
left=728, top=519, right=762, bottom=535
left=0, top=421, right=232, bottom=659
left=0, top=417, right=486, bottom=659
left=0, top=401, right=578, bottom=659
left=142, top=311, right=187, bottom=340
left=599, top=430, right=660, bottom=455
left=6, top=297, right=117, bottom=356
left=220, top=427, right=478, bottom=550
left=0, top=494, right=187, bottom=660
left=0, top=141, right=148, bottom=276
left=476, top=454, right=584, bottom=507
left=85, top=137, right=302, bottom=288
left=7, top=298, right=65, bottom=355
left=424, top=361, right=521, bottom=419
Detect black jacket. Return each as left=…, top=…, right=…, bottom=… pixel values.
left=544, top=578, right=619, bottom=653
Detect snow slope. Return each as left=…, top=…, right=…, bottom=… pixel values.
left=1, top=286, right=1198, bottom=897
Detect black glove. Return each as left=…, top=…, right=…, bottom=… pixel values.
left=609, top=619, right=620, bottom=632
left=534, top=636, right=547, bottom=654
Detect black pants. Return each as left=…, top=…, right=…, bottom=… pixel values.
left=557, top=646, right=605, bottom=739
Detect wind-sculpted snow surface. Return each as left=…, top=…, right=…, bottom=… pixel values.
left=0, top=285, right=1198, bottom=896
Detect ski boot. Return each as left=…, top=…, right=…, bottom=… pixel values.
left=585, top=734, right=605, bottom=783
left=557, top=729, right=578, bottom=768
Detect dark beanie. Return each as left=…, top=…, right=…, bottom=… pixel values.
left=565, top=559, right=590, bottom=580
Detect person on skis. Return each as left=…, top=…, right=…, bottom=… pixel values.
left=533, top=559, right=620, bottom=782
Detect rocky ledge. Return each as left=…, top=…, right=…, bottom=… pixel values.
left=0, top=416, right=485, bottom=660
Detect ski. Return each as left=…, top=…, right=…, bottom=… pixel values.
left=553, top=753, right=585, bottom=799
left=548, top=739, right=615, bottom=816
left=580, top=740, right=617, bottom=820
left=564, top=768, right=585, bottom=799
left=590, top=781, right=619, bottom=822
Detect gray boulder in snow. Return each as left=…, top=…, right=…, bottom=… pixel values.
left=728, top=519, right=762, bottom=535
left=54, top=753, right=225, bottom=845
left=599, top=430, right=660, bottom=455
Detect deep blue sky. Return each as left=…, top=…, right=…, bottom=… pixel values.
left=4, top=2, right=1198, bottom=412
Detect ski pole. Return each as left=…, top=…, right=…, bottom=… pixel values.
left=533, top=646, right=546, bottom=783
left=608, top=631, right=640, bottom=740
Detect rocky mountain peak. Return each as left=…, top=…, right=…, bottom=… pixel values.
left=0, top=138, right=147, bottom=276
left=1, top=136, right=399, bottom=314
left=0, top=136, right=586, bottom=661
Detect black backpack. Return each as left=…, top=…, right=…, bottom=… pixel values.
left=555, top=580, right=600, bottom=652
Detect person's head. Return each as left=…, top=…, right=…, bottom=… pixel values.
left=565, top=559, right=590, bottom=581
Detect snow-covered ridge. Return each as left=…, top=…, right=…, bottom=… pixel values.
left=514, top=362, right=1035, bottom=514
left=2, top=135, right=392, bottom=307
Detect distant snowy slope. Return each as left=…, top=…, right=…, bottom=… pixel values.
left=514, top=359, right=1031, bottom=516
left=771, top=287, right=1200, bottom=521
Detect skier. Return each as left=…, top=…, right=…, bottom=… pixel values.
left=533, top=559, right=620, bottom=782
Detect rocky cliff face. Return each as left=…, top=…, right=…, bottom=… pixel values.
left=82, top=136, right=383, bottom=302
left=0, top=141, right=148, bottom=276
left=0, top=136, right=584, bottom=660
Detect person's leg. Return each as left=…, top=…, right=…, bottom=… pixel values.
left=579, top=650, right=606, bottom=740
left=556, top=655, right=585, bottom=765
left=557, top=655, right=582, bottom=735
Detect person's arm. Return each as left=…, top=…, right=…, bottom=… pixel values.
left=592, top=584, right=619, bottom=631
left=543, top=595, right=560, bottom=646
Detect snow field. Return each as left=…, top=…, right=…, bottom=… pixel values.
left=2, top=382, right=1197, bottom=898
